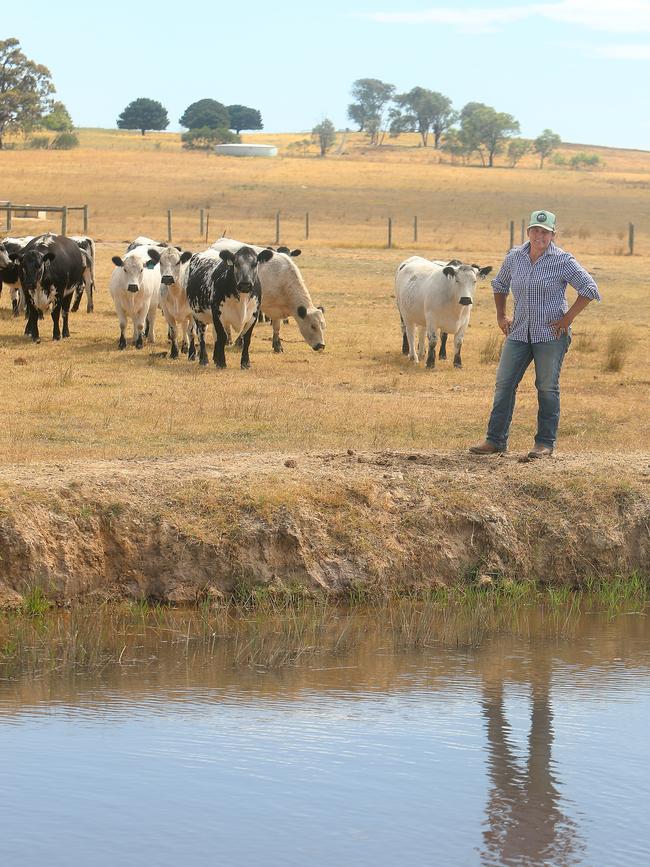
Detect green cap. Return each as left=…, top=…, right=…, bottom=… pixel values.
left=528, top=209, right=556, bottom=232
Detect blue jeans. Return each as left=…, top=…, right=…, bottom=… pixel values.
left=486, top=335, right=570, bottom=450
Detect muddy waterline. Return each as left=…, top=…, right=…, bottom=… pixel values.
left=1, top=601, right=649, bottom=867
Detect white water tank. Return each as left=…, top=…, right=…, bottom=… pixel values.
left=214, top=143, right=277, bottom=157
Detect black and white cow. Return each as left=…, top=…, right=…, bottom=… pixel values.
left=12, top=234, right=85, bottom=342
left=0, top=236, right=35, bottom=315
left=69, top=235, right=96, bottom=313
left=186, top=246, right=273, bottom=368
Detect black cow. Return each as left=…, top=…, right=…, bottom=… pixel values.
left=186, top=246, right=273, bottom=368
left=13, top=235, right=85, bottom=342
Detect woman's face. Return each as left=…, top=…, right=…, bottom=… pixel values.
left=527, top=225, right=555, bottom=255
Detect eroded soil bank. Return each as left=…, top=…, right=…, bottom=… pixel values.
left=0, top=450, right=648, bottom=607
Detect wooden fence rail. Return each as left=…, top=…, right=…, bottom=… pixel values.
left=3, top=203, right=88, bottom=234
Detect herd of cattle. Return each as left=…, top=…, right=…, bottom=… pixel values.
left=0, top=232, right=493, bottom=369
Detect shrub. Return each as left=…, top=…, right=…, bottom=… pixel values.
left=603, top=326, right=628, bottom=372
left=28, top=135, right=50, bottom=149
left=181, top=127, right=239, bottom=149
left=479, top=332, right=503, bottom=364
left=51, top=132, right=79, bottom=150
left=570, top=152, right=601, bottom=170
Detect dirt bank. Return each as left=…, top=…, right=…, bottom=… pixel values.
left=0, top=450, right=648, bottom=607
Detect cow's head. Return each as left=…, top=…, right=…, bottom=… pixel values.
left=18, top=248, right=56, bottom=311
left=219, top=246, right=273, bottom=293
left=112, top=251, right=157, bottom=292
left=276, top=246, right=302, bottom=257
left=157, top=246, right=192, bottom=290
left=295, top=303, right=326, bottom=350
left=0, top=243, right=10, bottom=269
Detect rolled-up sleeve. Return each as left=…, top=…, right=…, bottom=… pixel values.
left=491, top=256, right=512, bottom=294
left=563, top=255, right=601, bottom=301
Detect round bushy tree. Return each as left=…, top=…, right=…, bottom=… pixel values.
left=117, top=98, right=169, bottom=136
left=179, top=99, right=229, bottom=130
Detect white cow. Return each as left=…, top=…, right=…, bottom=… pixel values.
left=0, top=235, right=35, bottom=315
left=149, top=245, right=194, bottom=359
left=210, top=237, right=325, bottom=353
left=395, top=257, right=492, bottom=368
left=109, top=245, right=161, bottom=349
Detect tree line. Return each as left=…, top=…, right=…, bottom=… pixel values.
left=313, top=78, right=565, bottom=168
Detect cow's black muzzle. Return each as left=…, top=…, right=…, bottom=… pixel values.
left=128, top=284, right=139, bottom=293
left=161, top=275, right=174, bottom=285
left=459, top=297, right=473, bottom=306
left=313, top=343, right=325, bottom=351
left=237, top=281, right=253, bottom=293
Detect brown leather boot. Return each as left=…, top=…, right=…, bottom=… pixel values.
left=527, top=443, right=554, bottom=458
left=468, top=440, right=505, bottom=455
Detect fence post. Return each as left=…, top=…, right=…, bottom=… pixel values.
left=167, top=209, right=173, bottom=242
left=61, top=206, right=68, bottom=236
left=5, top=203, right=11, bottom=232
left=200, top=209, right=204, bottom=238
left=521, top=218, right=525, bottom=244
left=275, top=211, right=280, bottom=245
left=83, top=204, right=88, bottom=234
left=205, top=212, right=210, bottom=243
left=509, top=220, right=514, bottom=249
left=413, top=215, right=418, bottom=243
left=628, top=222, right=635, bottom=255
left=387, top=217, right=392, bottom=248
left=305, top=211, right=309, bottom=240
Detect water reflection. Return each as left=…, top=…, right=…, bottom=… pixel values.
left=1, top=603, right=649, bottom=867
left=481, top=658, right=584, bottom=866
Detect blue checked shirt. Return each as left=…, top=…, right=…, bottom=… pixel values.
left=492, top=241, right=600, bottom=343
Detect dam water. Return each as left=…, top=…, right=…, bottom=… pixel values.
left=1, top=601, right=649, bottom=866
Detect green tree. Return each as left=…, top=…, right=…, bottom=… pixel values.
left=179, top=99, right=229, bottom=130
left=117, top=98, right=168, bottom=135
left=507, top=138, right=531, bottom=167
left=181, top=127, right=239, bottom=149
left=390, top=88, right=456, bottom=148
left=41, top=100, right=73, bottom=132
left=347, top=78, right=395, bottom=144
left=440, top=129, right=472, bottom=164
left=534, top=129, right=562, bottom=168
left=227, top=104, right=263, bottom=133
left=0, top=38, right=55, bottom=149
left=459, top=102, right=520, bottom=167
left=312, top=118, right=336, bottom=156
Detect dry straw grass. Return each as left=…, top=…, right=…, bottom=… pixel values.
left=0, top=130, right=648, bottom=464
left=603, top=326, right=629, bottom=372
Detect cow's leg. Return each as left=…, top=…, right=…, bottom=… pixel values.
left=212, top=317, right=228, bottom=368
left=453, top=325, right=467, bottom=368
left=439, top=332, right=448, bottom=360
left=404, top=321, right=418, bottom=363
left=12, top=295, right=20, bottom=317
left=169, top=322, right=179, bottom=359
left=134, top=311, right=147, bottom=349
left=425, top=320, right=438, bottom=369
left=25, top=306, right=40, bottom=342
left=196, top=321, right=209, bottom=366
left=239, top=313, right=258, bottom=369
left=61, top=292, right=73, bottom=338
left=71, top=285, right=83, bottom=313
left=417, top=326, right=426, bottom=359
left=399, top=316, right=409, bottom=355
left=181, top=317, right=192, bottom=354
left=51, top=298, right=62, bottom=341
left=272, top=319, right=283, bottom=353
left=188, top=319, right=200, bottom=361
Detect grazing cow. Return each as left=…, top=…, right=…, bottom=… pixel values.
left=187, top=246, right=273, bottom=368
left=69, top=235, right=96, bottom=313
left=12, top=234, right=86, bottom=342
left=109, top=245, right=161, bottom=349
left=395, top=257, right=492, bottom=368
left=1, top=236, right=35, bottom=315
left=149, top=245, right=194, bottom=359
left=127, top=236, right=167, bottom=252
left=210, top=238, right=325, bottom=353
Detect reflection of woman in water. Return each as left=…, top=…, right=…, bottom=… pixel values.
left=481, top=660, right=584, bottom=866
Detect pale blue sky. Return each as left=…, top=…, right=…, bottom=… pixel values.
left=3, top=0, right=650, bottom=149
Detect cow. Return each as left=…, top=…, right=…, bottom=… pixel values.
left=149, top=245, right=194, bottom=359
left=127, top=236, right=167, bottom=252
left=210, top=238, right=325, bottom=353
left=1, top=236, right=35, bottom=315
left=109, top=244, right=161, bottom=349
left=186, top=245, right=273, bottom=368
left=395, top=257, right=492, bottom=368
left=11, top=234, right=86, bottom=342
left=69, top=235, right=96, bottom=313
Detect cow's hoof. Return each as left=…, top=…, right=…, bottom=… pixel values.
left=439, top=353, right=447, bottom=361
left=188, top=351, right=196, bottom=361
left=272, top=343, right=283, bottom=354
left=170, top=346, right=179, bottom=360
left=32, top=337, right=41, bottom=344
left=53, top=334, right=61, bottom=341
left=215, top=362, right=226, bottom=369
left=241, top=362, right=251, bottom=370
left=454, top=362, right=463, bottom=369
left=426, top=361, right=436, bottom=369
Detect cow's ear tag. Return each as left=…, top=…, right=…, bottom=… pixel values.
left=146, top=260, right=156, bottom=270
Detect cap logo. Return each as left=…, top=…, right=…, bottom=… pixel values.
left=536, top=212, right=547, bottom=222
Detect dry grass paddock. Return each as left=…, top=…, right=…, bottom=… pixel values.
left=0, top=131, right=648, bottom=466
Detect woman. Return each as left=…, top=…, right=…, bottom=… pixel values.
left=469, top=209, right=600, bottom=458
